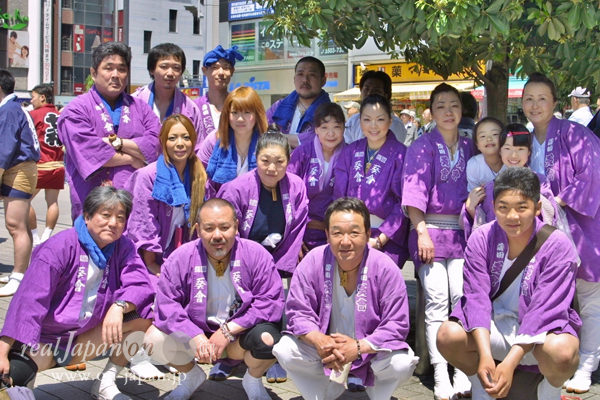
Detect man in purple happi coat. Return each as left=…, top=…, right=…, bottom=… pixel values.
left=192, top=45, right=244, bottom=149
left=266, top=56, right=331, bottom=148
left=133, top=43, right=202, bottom=138
left=273, top=197, right=418, bottom=400
left=145, top=199, right=284, bottom=400
left=437, top=168, right=580, bottom=400
left=0, top=186, right=154, bottom=400
left=58, top=42, right=160, bottom=222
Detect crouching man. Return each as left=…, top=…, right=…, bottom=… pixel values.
left=145, top=198, right=285, bottom=400
left=0, top=186, right=155, bottom=400
left=273, top=197, right=418, bottom=400
left=437, top=167, right=580, bottom=400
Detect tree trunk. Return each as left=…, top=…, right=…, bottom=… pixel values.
left=484, top=61, right=510, bottom=122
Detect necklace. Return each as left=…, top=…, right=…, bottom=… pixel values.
left=446, top=136, right=460, bottom=158
left=365, top=147, right=380, bottom=174
left=262, top=183, right=278, bottom=201
left=339, top=262, right=361, bottom=287
left=207, top=251, right=231, bottom=277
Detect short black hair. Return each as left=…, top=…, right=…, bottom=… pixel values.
left=524, top=72, right=558, bottom=102
left=313, top=102, right=345, bottom=127
left=0, top=70, right=15, bottom=95
left=359, top=70, right=392, bottom=100
left=325, top=197, right=371, bottom=233
left=295, top=56, right=325, bottom=78
left=493, top=167, right=540, bottom=203
left=256, top=130, right=291, bottom=162
left=10, top=31, right=17, bottom=39
left=92, top=42, right=131, bottom=72
left=147, top=43, right=186, bottom=79
left=460, top=92, right=478, bottom=119
left=360, top=94, right=392, bottom=117
left=31, top=84, right=54, bottom=105
left=429, top=83, right=460, bottom=109
left=83, top=186, right=133, bottom=219
left=499, top=123, right=531, bottom=150
left=198, top=198, right=238, bottom=222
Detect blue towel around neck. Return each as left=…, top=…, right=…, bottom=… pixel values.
left=97, top=91, right=124, bottom=127
left=271, top=90, right=330, bottom=133
left=147, top=82, right=174, bottom=121
left=152, top=154, right=192, bottom=223
left=75, top=215, right=115, bottom=270
left=206, top=129, right=259, bottom=184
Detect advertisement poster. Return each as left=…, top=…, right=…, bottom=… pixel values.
left=7, top=30, right=29, bottom=68
left=231, top=23, right=255, bottom=63
left=85, top=26, right=102, bottom=53
left=102, top=27, right=114, bottom=43
left=74, top=24, right=84, bottom=53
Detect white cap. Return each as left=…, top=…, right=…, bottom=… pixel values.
left=568, top=87, right=590, bottom=98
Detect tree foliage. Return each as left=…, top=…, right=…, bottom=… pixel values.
left=260, top=0, right=600, bottom=119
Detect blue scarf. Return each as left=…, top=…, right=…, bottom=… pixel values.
left=75, top=215, right=115, bottom=270
left=206, top=129, right=259, bottom=184
left=147, top=82, right=174, bottom=121
left=98, top=92, right=124, bottom=128
left=271, top=90, right=330, bottom=133
left=152, top=154, right=192, bottom=223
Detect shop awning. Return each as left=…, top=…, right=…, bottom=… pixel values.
left=471, top=77, right=527, bottom=100
left=334, top=80, right=477, bottom=102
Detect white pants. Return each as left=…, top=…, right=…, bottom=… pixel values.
left=418, top=258, right=465, bottom=364
left=576, top=279, right=600, bottom=374
left=273, top=335, right=418, bottom=400
left=489, top=320, right=538, bottom=366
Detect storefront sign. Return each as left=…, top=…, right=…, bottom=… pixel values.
left=229, top=76, right=271, bottom=92
left=354, top=62, right=467, bottom=85
left=74, top=25, right=84, bottom=53
left=229, top=1, right=273, bottom=21
left=0, top=8, right=29, bottom=30
left=181, top=88, right=200, bottom=100
left=42, top=0, right=52, bottom=82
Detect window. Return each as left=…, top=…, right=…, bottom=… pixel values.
left=193, top=60, right=201, bottom=79
left=193, top=14, right=200, bottom=35
left=169, top=10, right=177, bottom=33
left=143, top=31, right=152, bottom=54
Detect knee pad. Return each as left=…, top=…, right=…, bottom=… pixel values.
left=240, top=323, right=282, bottom=360
left=9, top=350, right=38, bottom=387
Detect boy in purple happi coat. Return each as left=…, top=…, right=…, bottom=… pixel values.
left=58, top=42, right=160, bottom=222
left=144, top=199, right=284, bottom=400
left=0, top=187, right=155, bottom=400
left=438, top=168, right=580, bottom=400
left=273, top=197, right=418, bottom=400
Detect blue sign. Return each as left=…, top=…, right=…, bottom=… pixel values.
left=229, top=1, right=274, bottom=21
left=230, top=77, right=271, bottom=91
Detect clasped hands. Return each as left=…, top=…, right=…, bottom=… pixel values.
left=311, top=332, right=361, bottom=372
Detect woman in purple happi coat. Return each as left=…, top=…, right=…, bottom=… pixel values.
left=288, top=102, right=345, bottom=250
left=0, top=186, right=154, bottom=400
left=333, top=95, right=409, bottom=267
left=523, top=72, right=600, bottom=394
left=402, top=83, right=474, bottom=399
left=126, top=114, right=207, bottom=281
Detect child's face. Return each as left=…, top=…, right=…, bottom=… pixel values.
left=475, top=121, right=501, bottom=156
left=500, top=136, right=531, bottom=168
left=316, top=116, right=345, bottom=153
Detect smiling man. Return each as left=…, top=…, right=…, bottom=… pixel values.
left=437, top=167, right=580, bottom=400
left=267, top=56, right=331, bottom=149
left=145, top=198, right=285, bottom=400
left=273, top=197, right=418, bottom=400
left=58, top=42, right=160, bottom=222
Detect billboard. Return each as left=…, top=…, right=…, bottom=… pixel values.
left=7, top=30, right=29, bottom=68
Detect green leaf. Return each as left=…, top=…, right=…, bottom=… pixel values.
left=489, top=15, right=508, bottom=35
left=545, top=1, right=552, bottom=15
left=553, top=18, right=565, bottom=35
left=538, top=20, right=549, bottom=36
left=567, top=5, right=580, bottom=27
left=356, top=34, right=368, bottom=48
left=581, top=6, right=595, bottom=30
left=486, top=0, right=504, bottom=15
left=547, top=19, right=557, bottom=40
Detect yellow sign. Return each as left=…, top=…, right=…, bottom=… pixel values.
left=354, top=62, right=468, bottom=85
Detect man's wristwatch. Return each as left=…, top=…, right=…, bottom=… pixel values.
left=108, top=134, right=123, bottom=152
left=114, top=300, right=127, bottom=310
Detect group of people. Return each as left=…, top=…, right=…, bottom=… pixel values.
left=0, top=38, right=599, bottom=400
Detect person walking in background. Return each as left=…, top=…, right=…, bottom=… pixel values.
left=568, top=86, right=594, bottom=127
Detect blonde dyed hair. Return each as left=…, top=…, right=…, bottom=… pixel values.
left=217, top=86, right=268, bottom=149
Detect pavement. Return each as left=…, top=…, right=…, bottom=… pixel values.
left=0, top=185, right=598, bottom=399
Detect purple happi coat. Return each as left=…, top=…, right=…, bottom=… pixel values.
left=461, top=172, right=559, bottom=239
left=451, top=219, right=581, bottom=368
left=217, top=170, right=308, bottom=275
left=57, top=86, right=160, bottom=221
left=402, top=129, right=474, bottom=268
left=1, top=228, right=154, bottom=350
left=153, top=238, right=284, bottom=339
left=534, top=117, right=600, bottom=282
left=285, top=245, right=410, bottom=386
left=193, top=94, right=218, bottom=151
left=124, top=162, right=195, bottom=265
left=133, top=83, right=203, bottom=143
left=266, top=97, right=321, bottom=145
left=333, top=131, right=409, bottom=266
left=288, top=136, right=344, bottom=249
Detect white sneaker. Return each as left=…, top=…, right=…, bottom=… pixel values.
left=0, top=275, right=22, bottom=297
left=91, top=379, right=132, bottom=400
left=0, top=276, right=9, bottom=284
left=164, top=364, right=206, bottom=400
left=242, top=371, right=271, bottom=400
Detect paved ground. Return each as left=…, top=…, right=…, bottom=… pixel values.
left=0, top=186, right=598, bottom=399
